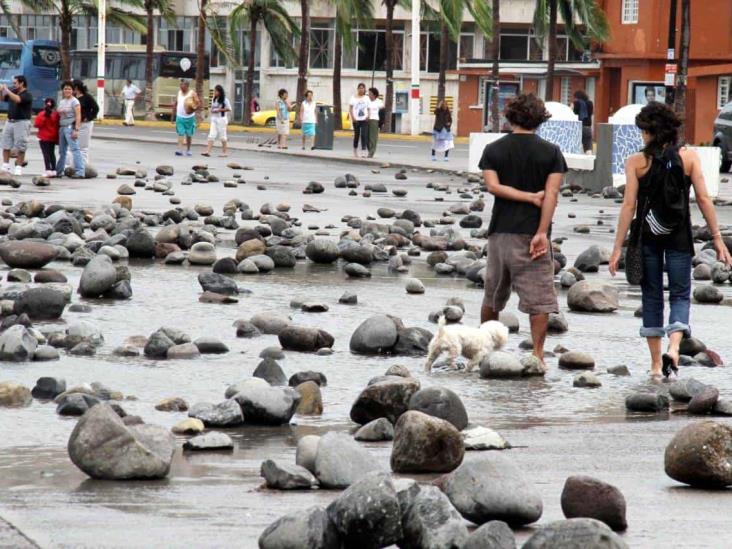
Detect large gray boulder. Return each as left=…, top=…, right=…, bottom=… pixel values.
left=305, top=238, right=339, bottom=263
left=350, top=375, right=421, bottom=425
left=400, top=485, right=469, bottom=549
left=126, top=229, right=155, bottom=258
left=665, top=420, right=732, bottom=487
left=391, top=411, right=464, bottom=473
left=407, top=386, right=468, bottom=431
left=561, top=475, right=627, bottom=531
left=232, top=380, right=300, bottom=425
left=259, top=506, right=340, bottom=549
left=463, top=521, right=516, bottom=549
left=522, top=518, right=628, bottom=549
left=441, top=453, right=543, bottom=526
left=0, top=240, right=58, bottom=268
left=78, top=255, right=117, bottom=297
left=188, top=399, right=244, bottom=427
left=349, top=315, right=400, bottom=354
left=67, top=404, right=175, bottom=480
left=567, top=281, right=619, bottom=313
left=314, top=432, right=383, bottom=489
left=0, top=324, right=37, bottom=361
left=13, top=287, right=66, bottom=320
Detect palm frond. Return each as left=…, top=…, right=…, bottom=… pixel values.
left=336, top=0, right=374, bottom=53
left=466, top=0, right=493, bottom=41
left=532, top=0, right=549, bottom=42
left=152, top=0, right=177, bottom=25
left=261, top=0, right=299, bottom=65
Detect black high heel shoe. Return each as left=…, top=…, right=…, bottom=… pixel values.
left=662, top=353, right=679, bottom=378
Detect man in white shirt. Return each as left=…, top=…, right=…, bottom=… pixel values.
left=121, top=79, right=141, bottom=126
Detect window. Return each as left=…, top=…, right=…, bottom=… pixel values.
left=33, top=45, right=61, bottom=68
left=420, top=32, right=457, bottom=72
left=159, top=17, right=196, bottom=52
left=459, top=33, right=474, bottom=62
left=560, top=77, right=571, bottom=104
left=484, top=29, right=539, bottom=62
left=71, top=16, right=98, bottom=50
left=719, top=76, right=732, bottom=109
left=342, top=28, right=404, bottom=72
left=270, top=38, right=295, bottom=68
left=0, top=47, right=21, bottom=70
left=19, top=15, right=54, bottom=41
left=556, top=36, right=584, bottom=61
left=310, top=24, right=334, bottom=69
left=622, top=0, right=639, bottom=24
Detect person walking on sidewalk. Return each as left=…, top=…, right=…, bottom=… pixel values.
left=55, top=80, right=84, bottom=178
left=479, top=93, right=567, bottom=371
left=275, top=89, right=291, bottom=149
left=431, top=100, right=453, bottom=162
left=367, top=87, right=382, bottom=158
left=173, top=79, right=199, bottom=157
left=203, top=85, right=231, bottom=157
left=299, top=90, right=317, bottom=151
left=121, top=79, right=141, bottom=126
left=34, top=97, right=59, bottom=177
left=72, top=79, right=99, bottom=167
left=573, top=90, right=593, bottom=154
left=0, top=75, right=33, bottom=176
left=349, top=82, right=369, bottom=158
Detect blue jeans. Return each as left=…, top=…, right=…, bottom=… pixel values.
left=56, top=125, right=84, bottom=177
left=640, top=243, right=692, bottom=338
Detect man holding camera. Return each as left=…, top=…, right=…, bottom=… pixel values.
left=0, top=75, right=33, bottom=176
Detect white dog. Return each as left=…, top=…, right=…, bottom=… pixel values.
left=424, top=317, right=509, bottom=373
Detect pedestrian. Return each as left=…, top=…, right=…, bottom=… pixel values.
left=572, top=90, right=593, bottom=153
left=367, top=87, right=382, bottom=158
left=55, top=80, right=84, bottom=178
left=203, top=84, right=231, bottom=157
left=349, top=82, right=369, bottom=158
left=299, top=90, right=316, bottom=151
left=173, top=79, right=199, bottom=157
left=72, top=79, right=99, bottom=167
left=0, top=75, right=33, bottom=176
left=34, top=97, right=59, bottom=177
left=275, top=89, right=291, bottom=149
left=250, top=95, right=261, bottom=114
left=121, top=79, right=141, bottom=126
left=479, top=93, right=568, bottom=371
left=609, top=102, right=732, bottom=377
left=431, top=100, right=454, bottom=162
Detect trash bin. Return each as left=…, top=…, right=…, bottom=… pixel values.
left=314, top=105, right=335, bottom=150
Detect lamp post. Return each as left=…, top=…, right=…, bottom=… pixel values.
left=97, top=0, right=106, bottom=120
left=410, top=0, right=420, bottom=135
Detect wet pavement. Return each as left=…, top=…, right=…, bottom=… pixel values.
left=0, top=137, right=732, bottom=548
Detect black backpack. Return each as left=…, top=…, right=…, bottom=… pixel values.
left=644, top=147, right=686, bottom=237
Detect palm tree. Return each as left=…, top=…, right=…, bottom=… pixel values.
left=295, top=0, right=310, bottom=120
left=382, top=0, right=406, bottom=133
left=23, top=0, right=146, bottom=80
left=144, top=0, right=175, bottom=121
left=673, top=0, right=690, bottom=140
left=532, top=0, right=609, bottom=101
left=226, top=0, right=300, bottom=125
left=333, top=0, right=373, bottom=130
left=195, top=0, right=208, bottom=121
left=0, top=4, right=24, bottom=42
left=489, top=0, right=499, bottom=132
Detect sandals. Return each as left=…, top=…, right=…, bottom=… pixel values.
left=662, top=353, right=679, bottom=378
left=201, top=152, right=211, bottom=157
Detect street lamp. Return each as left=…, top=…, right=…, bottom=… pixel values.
left=410, top=0, right=420, bottom=136
left=97, top=0, right=106, bottom=120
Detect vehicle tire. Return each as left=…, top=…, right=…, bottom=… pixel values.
left=265, top=118, right=276, bottom=128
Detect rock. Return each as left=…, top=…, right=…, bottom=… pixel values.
left=259, top=346, right=285, bottom=360
left=407, top=386, right=468, bottom=431
left=694, top=284, right=724, bottom=304
left=459, top=214, right=482, bottom=229
left=349, top=314, right=400, bottom=354
left=278, top=325, right=334, bottom=352
left=391, top=411, right=464, bottom=473
left=212, top=257, right=238, bottom=274
left=155, top=397, right=188, bottom=412
left=339, top=291, right=357, bottom=304
left=523, top=518, right=628, bottom=549
left=231, top=381, right=300, bottom=425
left=354, top=418, right=394, bottom=441
left=559, top=351, right=595, bottom=370
left=693, top=263, right=712, bottom=280
left=0, top=381, right=32, bottom=407
left=695, top=351, right=724, bottom=367
left=405, top=278, right=425, bottom=294
left=171, top=418, right=204, bottom=434
left=350, top=375, right=421, bottom=425
left=498, top=311, right=519, bottom=333
left=344, top=262, right=371, bottom=278
left=104, top=280, right=132, bottom=300
left=182, top=432, right=234, bottom=452
left=261, top=459, right=318, bottom=490
left=573, top=245, right=610, bottom=273
left=57, top=393, right=100, bottom=416
left=295, top=381, right=323, bottom=415
left=713, top=399, right=732, bottom=416
left=573, top=372, right=602, bottom=387
left=0, top=241, right=58, bottom=268
left=13, top=287, right=66, bottom=320
left=480, top=351, right=540, bottom=378
left=625, top=392, right=669, bottom=412
left=188, top=399, right=244, bottom=427
left=78, top=255, right=117, bottom=297
left=607, top=365, right=630, bottom=376
left=289, top=371, right=327, bottom=387
left=126, top=229, right=155, bottom=258
left=67, top=404, right=175, bottom=480
left=400, top=485, right=469, bottom=549
left=69, top=341, right=95, bottom=356
left=156, top=165, right=174, bottom=176
left=34, top=270, right=67, bottom=284
left=326, top=472, right=402, bottom=546
left=7, top=269, right=31, bottom=283
left=193, top=337, right=228, bottom=354
left=250, top=312, right=291, bottom=335
left=393, top=326, right=433, bottom=356
left=143, top=329, right=175, bottom=358
left=253, top=358, right=288, bottom=385
left=166, top=342, right=201, bottom=360
left=567, top=281, right=619, bottom=313
left=0, top=324, right=37, bottom=361
left=548, top=312, right=569, bottom=333
left=669, top=378, right=708, bottom=402
left=235, top=320, right=261, bottom=338
left=680, top=336, right=707, bottom=356
left=198, top=272, right=238, bottom=295
left=561, top=475, right=627, bottom=531
left=462, top=426, right=511, bottom=451
left=560, top=271, right=578, bottom=288
left=306, top=239, right=339, bottom=263
left=304, top=181, right=325, bottom=194
left=188, top=242, right=217, bottom=265
left=441, top=454, right=543, bottom=526
left=688, top=386, right=720, bottom=415
left=296, top=435, right=320, bottom=474
left=314, top=432, right=382, bottom=489
left=199, top=291, right=238, bottom=304
left=463, top=521, right=516, bottom=549
left=665, top=421, right=732, bottom=487
left=31, top=376, right=66, bottom=399
left=258, top=506, right=339, bottom=549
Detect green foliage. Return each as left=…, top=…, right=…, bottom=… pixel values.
left=533, top=0, right=610, bottom=50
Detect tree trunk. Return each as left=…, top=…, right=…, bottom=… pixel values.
left=436, top=21, right=448, bottom=102
left=244, top=17, right=258, bottom=125
left=674, top=0, right=690, bottom=142
left=384, top=0, right=395, bottom=133
left=295, top=0, right=310, bottom=125
left=195, top=0, right=208, bottom=122
left=144, top=1, right=156, bottom=121
left=490, top=0, right=500, bottom=132
left=333, top=29, right=343, bottom=130
left=545, top=0, right=558, bottom=102
left=59, top=2, right=72, bottom=81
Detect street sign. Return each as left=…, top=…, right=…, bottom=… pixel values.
left=665, top=63, right=677, bottom=74
left=665, top=73, right=675, bottom=86
left=667, top=48, right=675, bottom=60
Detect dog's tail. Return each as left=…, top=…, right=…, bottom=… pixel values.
left=437, top=315, right=447, bottom=333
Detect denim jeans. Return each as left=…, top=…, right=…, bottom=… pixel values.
left=56, top=125, right=85, bottom=178
left=640, top=242, right=692, bottom=338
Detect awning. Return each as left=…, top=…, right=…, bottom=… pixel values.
left=688, top=63, right=732, bottom=78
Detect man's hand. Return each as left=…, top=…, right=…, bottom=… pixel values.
left=529, top=232, right=549, bottom=260
left=530, top=191, right=545, bottom=209
left=608, top=247, right=622, bottom=276
left=713, top=236, right=732, bottom=267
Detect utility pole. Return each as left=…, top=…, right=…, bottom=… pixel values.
left=664, top=0, right=678, bottom=106
left=96, top=0, right=106, bottom=120
left=409, top=0, right=420, bottom=136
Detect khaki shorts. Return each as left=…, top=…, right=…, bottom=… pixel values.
left=483, top=233, right=558, bottom=315
left=2, top=119, right=30, bottom=152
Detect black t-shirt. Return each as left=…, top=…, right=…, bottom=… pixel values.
left=78, top=94, right=100, bottom=122
left=479, top=133, right=568, bottom=235
left=8, top=89, right=32, bottom=120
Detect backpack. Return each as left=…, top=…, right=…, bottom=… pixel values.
left=644, top=147, right=686, bottom=236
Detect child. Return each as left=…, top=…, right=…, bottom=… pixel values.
left=34, top=97, right=59, bottom=177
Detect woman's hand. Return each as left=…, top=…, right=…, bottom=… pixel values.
left=608, top=247, right=622, bottom=277
left=713, top=235, right=732, bottom=267
left=530, top=190, right=545, bottom=208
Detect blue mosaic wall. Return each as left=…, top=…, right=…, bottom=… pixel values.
left=611, top=124, right=644, bottom=175
left=537, top=120, right=583, bottom=154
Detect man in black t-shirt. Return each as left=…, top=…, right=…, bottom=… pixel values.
left=479, top=93, right=568, bottom=370
left=0, top=75, right=33, bottom=176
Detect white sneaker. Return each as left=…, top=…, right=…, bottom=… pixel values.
left=48, top=170, right=56, bottom=177
left=1, top=163, right=9, bottom=173
left=13, top=165, right=21, bottom=176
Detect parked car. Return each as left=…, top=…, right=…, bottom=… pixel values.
left=250, top=104, right=352, bottom=130
left=713, top=100, right=732, bottom=172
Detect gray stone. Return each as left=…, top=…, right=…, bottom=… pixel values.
left=314, top=432, right=382, bottom=489
left=166, top=342, right=201, bottom=359
left=232, top=380, right=300, bottom=425
left=253, top=358, right=287, bottom=385
left=289, top=371, right=327, bottom=387
left=261, top=459, right=317, bottom=490
left=197, top=272, right=238, bottom=295
left=354, top=418, right=394, bottom=441
left=188, top=399, right=244, bottom=427
left=688, top=387, right=720, bottom=415
left=143, top=329, right=175, bottom=358
left=665, top=421, right=732, bottom=487
left=561, top=475, right=627, bottom=531
left=573, top=372, right=602, bottom=388
left=559, top=351, right=595, bottom=370
left=0, top=240, right=58, bottom=268
left=548, top=312, right=569, bottom=333
left=523, top=518, right=628, bottom=549
left=574, top=245, right=610, bottom=273
left=78, top=255, right=117, bottom=297
left=278, top=325, right=334, bottom=352
left=463, top=521, right=516, bottom=549
left=393, top=326, right=433, bottom=356
left=56, top=393, right=100, bottom=415
left=480, top=351, right=524, bottom=378
left=13, top=287, right=66, bottom=320
left=296, top=435, right=320, bottom=474
left=344, top=262, right=371, bottom=278
left=155, top=397, right=188, bottom=412
left=350, top=375, right=421, bottom=424
left=669, top=378, right=708, bottom=402
left=694, top=284, right=724, bottom=304
left=31, top=376, right=66, bottom=399
left=250, top=312, right=291, bottom=335
left=187, top=242, right=217, bottom=265
left=0, top=325, right=37, bottom=361
left=498, top=311, right=519, bottom=333
left=391, top=411, right=464, bottom=473
left=183, top=432, right=234, bottom=451
left=567, top=281, right=619, bottom=313
left=0, top=381, right=32, bottom=407
left=408, top=386, right=468, bottom=431
left=349, top=314, right=400, bottom=354
left=305, top=239, right=339, bottom=263
left=193, top=337, right=229, bottom=354
left=400, top=485, right=469, bottom=549
left=405, top=277, right=425, bottom=294
left=339, top=291, right=357, bottom=304
left=607, top=365, right=630, bottom=376
left=259, top=506, right=340, bottom=549
left=462, top=426, right=511, bottom=451
left=625, top=392, right=669, bottom=412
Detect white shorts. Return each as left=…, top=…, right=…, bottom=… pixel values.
left=208, top=116, right=228, bottom=142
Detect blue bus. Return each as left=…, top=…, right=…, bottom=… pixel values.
left=0, top=38, right=61, bottom=112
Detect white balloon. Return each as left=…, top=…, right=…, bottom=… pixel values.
left=179, top=57, right=192, bottom=72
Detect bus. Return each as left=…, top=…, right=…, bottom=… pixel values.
left=70, top=44, right=210, bottom=119
left=0, top=38, right=60, bottom=112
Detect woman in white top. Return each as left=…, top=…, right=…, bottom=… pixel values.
left=349, top=82, right=369, bottom=158
left=367, top=87, right=382, bottom=158
left=203, top=85, right=231, bottom=157
left=299, top=90, right=317, bottom=151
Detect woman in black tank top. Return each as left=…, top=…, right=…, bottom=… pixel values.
left=609, top=102, right=732, bottom=377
